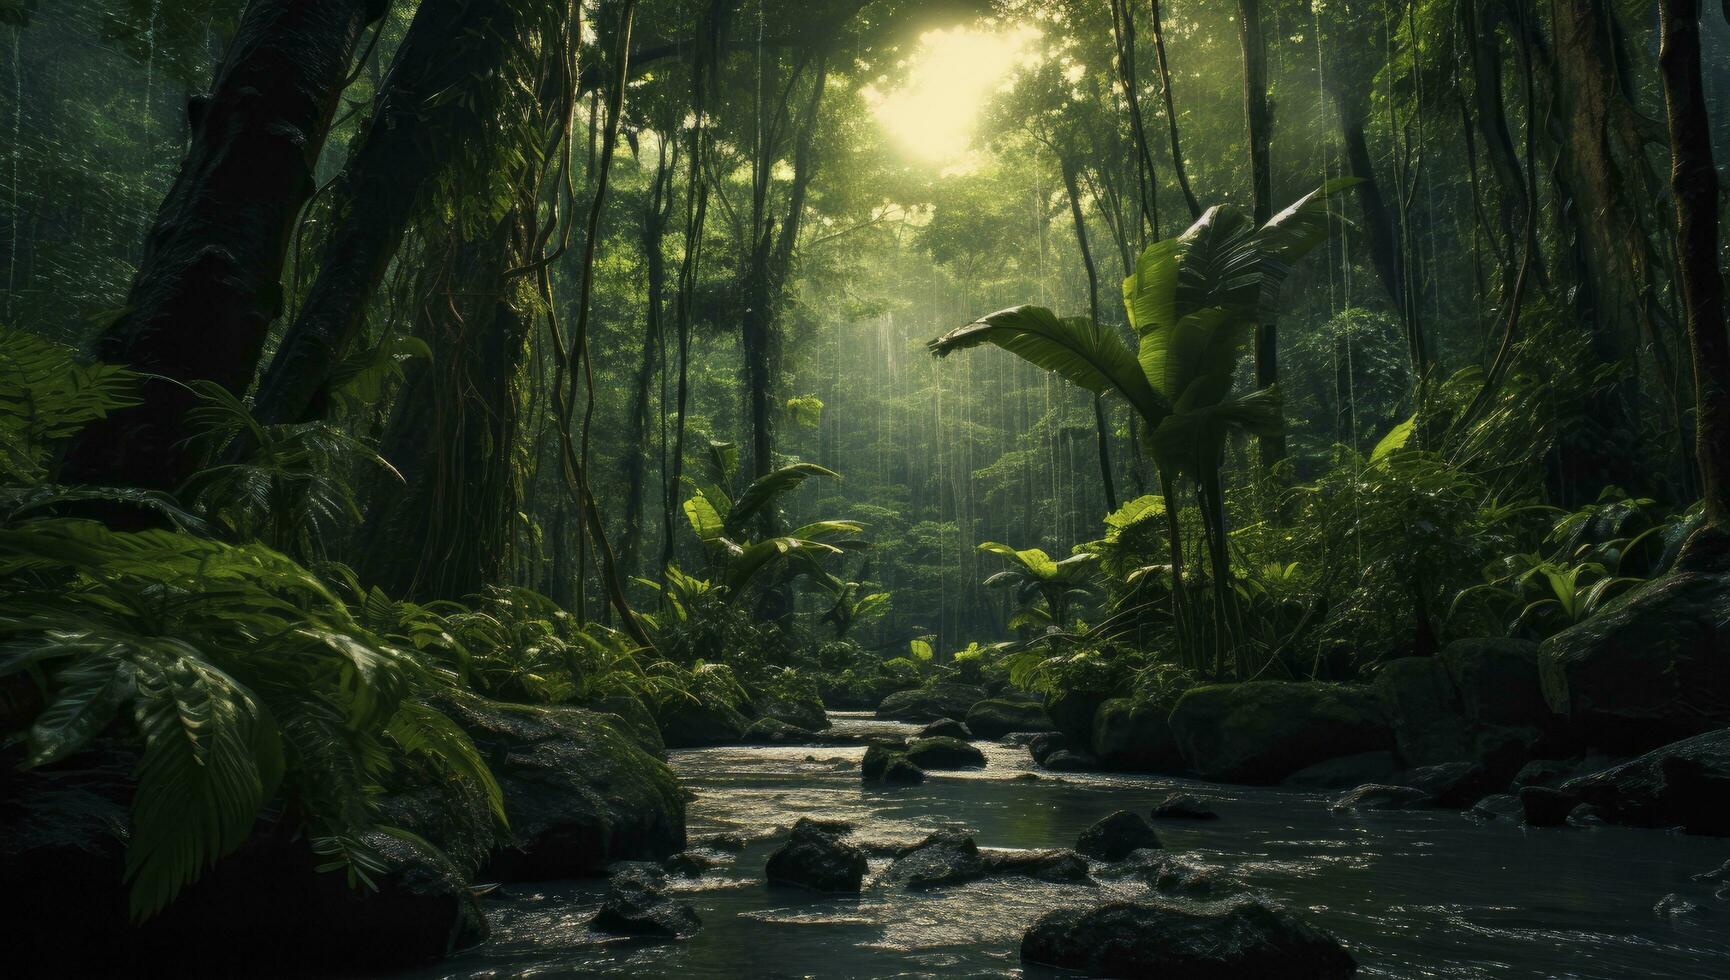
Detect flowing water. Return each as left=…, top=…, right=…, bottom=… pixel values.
left=422, top=713, right=1730, bottom=979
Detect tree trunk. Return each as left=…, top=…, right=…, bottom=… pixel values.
left=1059, top=154, right=1119, bottom=513
left=1237, top=0, right=1281, bottom=466
left=60, top=0, right=387, bottom=495
left=1149, top=0, right=1200, bottom=220
left=620, top=140, right=674, bottom=576
left=250, top=0, right=542, bottom=428
left=1658, top=0, right=1730, bottom=527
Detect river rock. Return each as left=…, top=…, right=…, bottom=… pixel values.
left=663, top=850, right=721, bottom=876
left=1076, top=810, right=1162, bottom=860
left=965, top=696, right=1056, bottom=739
left=862, top=743, right=919, bottom=782
left=1511, top=758, right=1580, bottom=790
left=1539, top=529, right=1730, bottom=752
left=981, top=847, right=1091, bottom=882
left=1147, top=854, right=1244, bottom=900
left=919, top=718, right=972, bottom=739
left=1092, top=697, right=1188, bottom=773
left=1284, top=750, right=1402, bottom=789
left=653, top=695, right=750, bottom=748
left=1169, top=681, right=1393, bottom=785
left=880, top=830, right=984, bottom=889
left=875, top=684, right=988, bottom=722
left=1020, top=898, right=1357, bottom=978
left=765, top=818, right=869, bottom=892
left=1041, top=748, right=1101, bottom=772
left=742, top=716, right=814, bottom=744
left=904, top=735, right=986, bottom=770
left=756, top=689, right=831, bottom=732
left=1517, top=727, right=1730, bottom=836
left=1467, top=793, right=1523, bottom=820
left=1331, top=783, right=1433, bottom=812
left=586, top=692, right=666, bottom=756
left=1403, top=762, right=1496, bottom=809
left=1152, top=793, right=1219, bottom=821
left=1028, top=731, right=1068, bottom=764
left=589, top=870, right=701, bottom=939
left=435, top=696, right=686, bottom=880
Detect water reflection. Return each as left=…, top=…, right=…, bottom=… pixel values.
left=416, top=712, right=1730, bottom=979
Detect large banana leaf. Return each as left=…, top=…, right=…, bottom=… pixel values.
left=929, top=306, right=1168, bottom=423
left=978, top=541, right=1060, bottom=580
left=723, top=536, right=841, bottom=596
left=727, top=463, right=839, bottom=534
left=682, top=493, right=727, bottom=543
left=1135, top=306, right=1251, bottom=403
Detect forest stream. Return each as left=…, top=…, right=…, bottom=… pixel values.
left=415, top=713, right=1730, bottom=980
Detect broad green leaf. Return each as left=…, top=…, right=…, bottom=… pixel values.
left=909, top=638, right=934, bottom=661
left=1369, top=414, right=1417, bottom=462
left=729, top=463, right=839, bottom=532
left=682, top=494, right=726, bottom=543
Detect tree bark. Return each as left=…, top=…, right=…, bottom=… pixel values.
left=1059, top=155, right=1119, bottom=513
left=1149, top=0, right=1200, bottom=220
left=60, top=0, right=387, bottom=495
left=620, top=139, right=675, bottom=575
left=1658, top=0, right=1730, bottom=526
left=250, top=0, right=542, bottom=428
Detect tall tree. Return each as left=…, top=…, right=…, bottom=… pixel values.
left=1657, top=0, right=1730, bottom=528
left=59, top=0, right=388, bottom=497
left=1237, top=0, right=1280, bottom=465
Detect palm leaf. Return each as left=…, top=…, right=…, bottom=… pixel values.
left=727, top=463, right=839, bottom=532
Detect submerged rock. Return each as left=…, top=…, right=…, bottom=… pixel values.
left=880, top=830, right=984, bottom=890
left=765, top=818, right=868, bottom=892
left=589, top=869, right=702, bottom=939
left=875, top=684, right=988, bottom=722
left=1403, top=762, right=1495, bottom=809
left=1467, top=794, right=1523, bottom=821
left=1330, top=784, right=1433, bottom=812
left=1168, top=681, right=1392, bottom=785
left=1146, top=854, right=1245, bottom=900
left=1539, top=530, right=1730, bottom=752
left=1020, top=898, right=1357, bottom=978
left=1041, top=748, right=1101, bottom=772
left=981, top=847, right=1091, bottom=883
left=965, top=696, right=1056, bottom=739
left=1151, top=793, right=1220, bottom=821
left=1653, top=894, right=1703, bottom=919
left=1076, top=810, right=1162, bottom=860
left=919, top=718, right=972, bottom=740
left=1517, top=727, right=1730, bottom=836
left=1092, top=697, right=1188, bottom=773
left=904, top=735, right=986, bottom=770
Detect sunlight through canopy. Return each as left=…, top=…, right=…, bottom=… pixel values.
left=865, top=25, right=1040, bottom=169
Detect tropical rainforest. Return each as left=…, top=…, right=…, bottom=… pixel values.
left=3, top=0, right=1730, bottom=976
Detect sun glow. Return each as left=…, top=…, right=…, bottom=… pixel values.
left=865, top=26, right=1040, bottom=170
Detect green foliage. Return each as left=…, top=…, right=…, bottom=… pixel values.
left=0, top=327, right=138, bottom=483
left=0, top=518, right=502, bottom=919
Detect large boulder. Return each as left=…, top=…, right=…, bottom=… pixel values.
left=1092, top=697, right=1188, bottom=773
left=1021, top=898, right=1357, bottom=978
left=1373, top=657, right=1473, bottom=766
left=1046, top=688, right=1110, bottom=747
left=765, top=818, right=868, bottom=892
left=876, top=683, right=988, bottom=722
left=757, top=689, right=831, bottom=732
left=3, top=757, right=487, bottom=974
left=862, top=743, right=927, bottom=785
left=1168, top=681, right=1392, bottom=785
left=1076, top=810, right=1162, bottom=860
left=904, top=735, right=987, bottom=770
left=880, top=830, right=985, bottom=890
left=1442, top=638, right=1549, bottom=730
left=965, top=695, right=1055, bottom=739
left=919, top=718, right=972, bottom=739
left=653, top=696, right=750, bottom=748
left=586, top=691, right=666, bottom=756
left=441, top=696, right=687, bottom=880
left=1517, top=727, right=1730, bottom=836
left=1539, top=532, right=1730, bottom=752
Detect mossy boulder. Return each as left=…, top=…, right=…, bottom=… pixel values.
left=757, top=689, right=831, bottom=732
left=441, top=696, right=687, bottom=881
left=919, top=717, right=972, bottom=739
left=965, top=695, right=1055, bottom=739
left=1045, top=688, right=1110, bottom=748
left=1092, top=697, right=1187, bottom=773
left=1168, top=681, right=1392, bottom=785
left=1517, top=727, right=1730, bottom=836
left=653, top=696, right=750, bottom=748
left=819, top=671, right=912, bottom=711
left=875, top=683, right=987, bottom=722
left=586, top=691, right=666, bottom=756
left=904, top=735, right=987, bottom=770
left=1075, top=810, right=1162, bottom=860
left=765, top=818, right=868, bottom=892
left=1373, top=657, right=1473, bottom=766
left=742, top=716, right=814, bottom=744
left=1539, top=533, right=1730, bottom=752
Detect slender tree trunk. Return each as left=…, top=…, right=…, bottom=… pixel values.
left=1149, top=0, right=1200, bottom=220
left=1237, top=0, right=1281, bottom=466
left=621, top=139, right=674, bottom=575
left=60, top=0, right=387, bottom=495
left=1658, top=0, right=1730, bottom=527
left=1059, top=155, right=1119, bottom=513
left=250, top=0, right=541, bottom=427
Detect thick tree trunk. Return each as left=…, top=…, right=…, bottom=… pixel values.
left=60, top=0, right=386, bottom=495
left=1658, top=0, right=1730, bottom=526
left=1238, top=0, right=1281, bottom=466
left=250, top=0, right=539, bottom=427
left=358, top=217, right=529, bottom=600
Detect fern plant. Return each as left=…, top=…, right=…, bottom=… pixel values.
left=0, top=518, right=503, bottom=920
